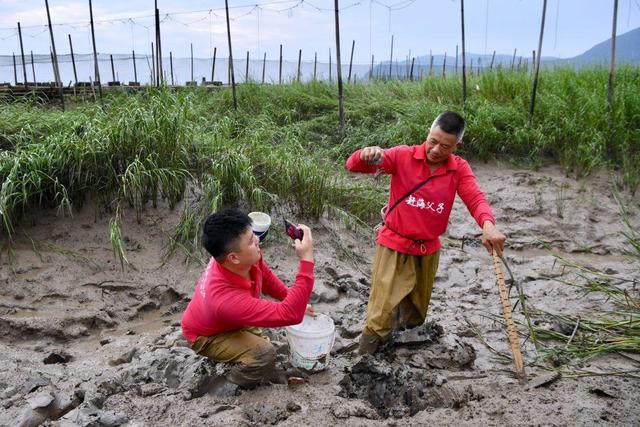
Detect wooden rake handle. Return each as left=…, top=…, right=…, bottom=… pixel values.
left=491, top=251, right=526, bottom=379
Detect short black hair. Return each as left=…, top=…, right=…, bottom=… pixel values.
left=431, top=111, right=466, bottom=142
left=202, top=208, right=252, bottom=261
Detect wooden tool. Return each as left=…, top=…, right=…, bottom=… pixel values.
left=491, top=251, right=526, bottom=379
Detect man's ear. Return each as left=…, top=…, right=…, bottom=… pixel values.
left=226, top=252, right=240, bottom=265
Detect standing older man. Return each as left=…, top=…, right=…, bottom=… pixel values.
left=346, top=111, right=506, bottom=354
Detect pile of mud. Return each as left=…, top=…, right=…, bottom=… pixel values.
left=339, top=322, right=482, bottom=418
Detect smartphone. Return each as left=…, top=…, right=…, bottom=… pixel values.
left=284, top=219, right=304, bottom=240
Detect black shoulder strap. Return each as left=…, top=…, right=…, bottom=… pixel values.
left=383, top=175, right=433, bottom=221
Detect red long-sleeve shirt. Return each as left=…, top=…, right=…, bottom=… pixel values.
left=346, top=144, right=494, bottom=255
left=181, top=256, right=314, bottom=343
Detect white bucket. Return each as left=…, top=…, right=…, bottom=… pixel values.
left=285, top=314, right=335, bottom=371
left=248, top=212, right=271, bottom=242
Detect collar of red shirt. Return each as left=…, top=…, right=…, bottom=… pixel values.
left=413, top=144, right=459, bottom=173
left=213, top=258, right=258, bottom=290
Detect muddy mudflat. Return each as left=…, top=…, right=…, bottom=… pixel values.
left=1, top=162, right=639, bottom=426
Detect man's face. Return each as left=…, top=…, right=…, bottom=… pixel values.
left=227, top=227, right=261, bottom=268
left=424, top=125, right=459, bottom=165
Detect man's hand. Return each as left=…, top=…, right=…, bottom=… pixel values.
left=482, top=221, right=506, bottom=257
left=293, top=224, right=313, bottom=262
left=360, top=146, right=384, bottom=165
left=304, top=304, right=316, bottom=317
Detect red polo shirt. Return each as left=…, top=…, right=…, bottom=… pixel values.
left=181, top=256, right=314, bottom=343
left=346, top=144, right=494, bottom=255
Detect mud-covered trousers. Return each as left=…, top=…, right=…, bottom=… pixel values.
left=363, top=244, right=440, bottom=339
left=191, top=327, right=275, bottom=388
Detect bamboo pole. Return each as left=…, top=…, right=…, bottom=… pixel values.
left=409, top=57, right=415, bottom=81
left=12, top=53, right=17, bottom=85
left=45, top=0, right=64, bottom=108
left=169, top=51, right=174, bottom=85
left=110, top=54, right=116, bottom=82
left=334, top=0, right=345, bottom=140
left=607, top=0, right=619, bottom=160
left=30, top=51, right=36, bottom=84
left=369, top=54, right=374, bottom=81
left=529, top=0, right=548, bottom=123
left=132, top=50, right=138, bottom=83
left=491, top=251, right=526, bottom=379
left=211, top=47, right=217, bottom=82
left=246, top=50, right=250, bottom=83
left=347, top=39, right=355, bottom=83
left=313, top=52, right=317, bottom=81
left=511, top=48, right=517, bottom=71
left=17, top=23, right=28, bottom=86
left=329, top=49, right=332, bottom=83
left=490, top=50, right=496, bottom=70
left=49, top=47, right=55, bottom=83
left=455, top=44, right=459, bottom=74
left=152, top=43, right=156, bottom=85
left=279, top=44, right=283, bottom=84
left=442, top=53, right=447, bottom=79
left=405, top=51, right=410, bottom=79
left=532, top=50, right=536, bottom=75
left=388, top=35, right=393, bottom=79
left=297, top=49, right=302, bottom=83
left=261, top=52, right=266, bottom=84
left=68, top=34, right=78, bottom=85
left=88, top=0, right=102, bottom=103
left=155, top=4, right=163, bottom=86
left=224, top=0, right=237, bottom=110
left=460, top=0, right=467, bottom=104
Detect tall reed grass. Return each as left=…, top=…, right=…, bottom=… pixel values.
left=1, top=66, right=638, bottom=262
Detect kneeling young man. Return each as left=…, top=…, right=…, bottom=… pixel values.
left=346, top=111, right=506, bottom=354
left=181, top=208, right=315, bottom=388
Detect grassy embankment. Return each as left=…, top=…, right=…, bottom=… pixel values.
left=0, top=66, right=639, bottom=261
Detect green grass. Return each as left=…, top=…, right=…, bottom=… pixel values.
left=1, top=66, right=639, bottom=263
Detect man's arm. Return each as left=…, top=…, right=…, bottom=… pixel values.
left=456, top=161, right=506, bottom=256
left=346, top=146, right=394, bottom=174
left=219, top=225, right=315, bottom=327
left=218, top=260, right=314, bottom=328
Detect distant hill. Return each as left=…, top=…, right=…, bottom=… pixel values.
left=560, top=26, right=640, bottom=66
left=369, top=26, right=640, bottom=79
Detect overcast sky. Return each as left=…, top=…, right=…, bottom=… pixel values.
left=1, top=0, right=639, bottom=64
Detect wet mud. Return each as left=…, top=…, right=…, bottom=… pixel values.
left=1, top=163, right=639, bottom=426
left=339, top=323, right=481, bottom=418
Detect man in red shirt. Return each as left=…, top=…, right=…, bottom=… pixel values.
left=181, top=208, right=315, bottom=389
left=346, top=111, right=506, bottom=355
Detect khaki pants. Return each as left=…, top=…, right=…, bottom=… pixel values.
left=191, top=327, right=276, bottom=388
left=363, top=244, right=440, bottom=339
